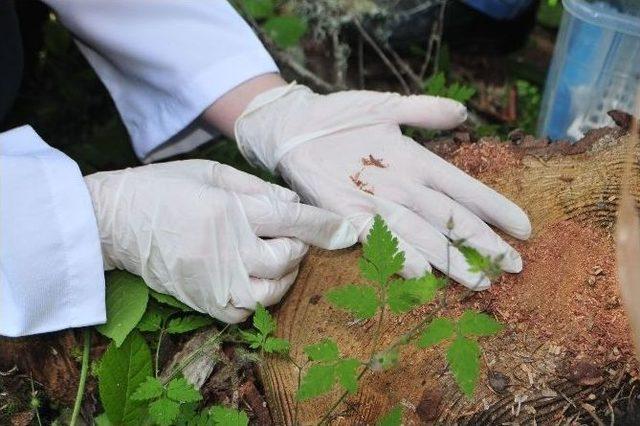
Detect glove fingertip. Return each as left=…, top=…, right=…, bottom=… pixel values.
left=321, top=220, right=358, bottom=250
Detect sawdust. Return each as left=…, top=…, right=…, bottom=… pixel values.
left=449, top=140, right=522, bottom=178
left=470, top=221, right=632, bottom=365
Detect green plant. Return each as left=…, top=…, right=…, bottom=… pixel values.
left=243, top=215, right=505, bottom=424
left=237, top=0, right=307, bottom=49
left=91, top=271, right=245, bottom=425
left=424, top=72, right=476, bottom=104
left=515, top=79, right=541, bottom=135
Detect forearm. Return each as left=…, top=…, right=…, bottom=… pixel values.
left=201, top=73, right=287, bottom=139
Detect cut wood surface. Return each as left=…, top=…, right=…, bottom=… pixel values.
left=261, top=127, right=640, bottom=424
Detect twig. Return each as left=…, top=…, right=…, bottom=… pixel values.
left=70, top=329, right=91, bottom=426
left=357, top=35, right=365, bottom=89
left=232, top=0, right=338, bottom=93
left=419, top=0, right=448, bottom=79
left=432, top=0, right=448, bottom=75
left=352, top=18, right=411, bottom=94
left=384, top=43, right=423, bottom=92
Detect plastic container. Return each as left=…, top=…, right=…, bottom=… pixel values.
left=538, top=0, right=640, bottom=141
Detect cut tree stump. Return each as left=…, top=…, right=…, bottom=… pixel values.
left=260, top=124, right=640, bottom=424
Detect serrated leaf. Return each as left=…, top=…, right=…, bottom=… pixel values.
left=360, top=215, right=404, bottom=284
left=209, top=405, right=249, bottom=426
left=166, top=377, right=202, bottom=403
left=240, top=0, right=274, bottom=18
left=98, top=331, right=152, bottom=425
left=150, top=289, right=193, bottom=312
left=263, top=16, right=307, bottom=49
left=455, top=244, right=502, bottom=279
left=325, top=284, right=379, bottom=319
left=447, top=336, right=481, bottom=397
left=263, top=337, right=290, bottom=354
left=130, top=376, right=163, bottom=401
left=458, top=311, right=503, bottom=337
left=387, top=274, right=443, bottom=314
left=377, top=405, right=402, bottom=426
left=336, top=358, right=360, bottom=394
left=304, top=339, right=339, bottom=362
left=240, top=330, right=264, bottom=349
left=97, top=270, right=149, bottom=347
left=252, top=304, right=276, bottom=336
left=149, top=397, right=181, bottom=426
left=297, top=364, right=335, bottom=401
left=417, top=317, right=455, bottom=348
left=137, top=306, right=162, bottom=332
left=424, top=72, right=446, bottom=96
left=166, top=315, right=214, bottom=334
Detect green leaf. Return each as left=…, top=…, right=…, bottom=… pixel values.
left=263, top=15, right=307, bottom=49
left=447, top=82, right=476, bottom=103
left=455, top=244, right=502, bottom=280
left=96, top=270, right=149, bottom=347
left=240, top=330, right=264, bottom=349
left=149, top=289, right=193, bottom=312
left=94, top=413, right=112, bottom=426
left=240, top=0, right=274, bottom=18
left=130, top=376, right=163, bottom=401
left=166, top=315, right=214, bottom=334
left=417, top=317, right=455, bottom=348
left=424, top=72, right=446, bottom=96
left=359, top=215, right=404, bottom=285
left=252, top=304, right=276, bottom=336
left=166, top=377, right=203, bottom=403
left=387, top=274, right=443, bottom=314
left=335, top=358, right=360, bottom=395
left=209, top=405, right=249, bottom=426
left=447, top=336, right=481, bottom=398
left=377, top=405, right=402, bottom=426
left=149, top=397, right=181, bottom=426
left=297, top=364, right=335, bottom=401
left=137, top=306, right=162, bottom=332
left=457, top=311, right=503, bottom=337
left=263, top=337, right=290, bottom=354
left=325, top=284, right=379, bottom=319
left=304, top=339, right=340, bottom=362
left=98, top=331, right=153, bottom=425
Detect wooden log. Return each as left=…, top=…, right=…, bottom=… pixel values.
left=261, top=127, right=640, bottom=424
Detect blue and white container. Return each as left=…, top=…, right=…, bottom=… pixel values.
left=538, top=0, right=640, bottom=141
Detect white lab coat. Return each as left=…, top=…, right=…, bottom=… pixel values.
left=0, top=0, right=278, bottom=336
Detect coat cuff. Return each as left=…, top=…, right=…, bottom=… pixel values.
left=0, top=125, right=106, bottom=336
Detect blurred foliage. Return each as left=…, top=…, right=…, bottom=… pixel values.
left=423, top=72, right=476, bottom=104
left=236, top=0, right=307, bottom=49
left=537, top=0, right=563, bottom=28
left=515, top=79, right=541, bottom=134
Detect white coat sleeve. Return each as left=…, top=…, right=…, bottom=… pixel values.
left=0, top=126, right=106, bottom=337
left=43, top=0, right=279, bottom=162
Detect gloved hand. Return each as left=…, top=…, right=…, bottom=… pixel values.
left=235, top=84, right=531, bottom=289
left=84, top=160, right=357, bottom=322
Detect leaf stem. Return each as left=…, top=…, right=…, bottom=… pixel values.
left=29, top=377, right=42, bottom=426
left=155, top=325, right=166, bottom=378
left=70, top=328, right=91, bottom=426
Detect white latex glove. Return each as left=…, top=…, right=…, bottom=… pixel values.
left=84, top=160, right=357, bottom=323
left=235, top=84, right=531, bottom=290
